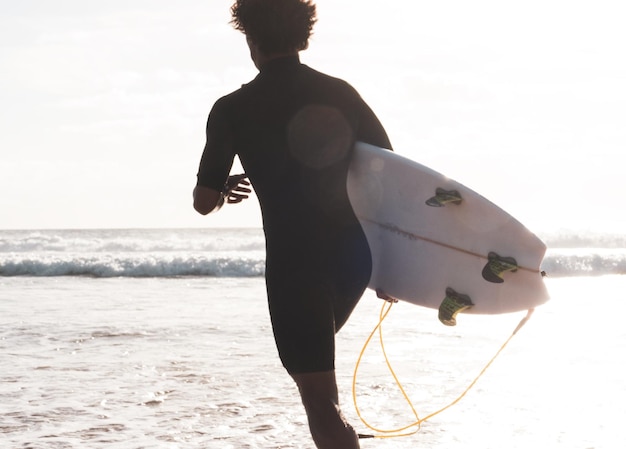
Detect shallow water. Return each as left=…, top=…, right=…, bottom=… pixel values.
left=1, top=275, right=624, bottom=448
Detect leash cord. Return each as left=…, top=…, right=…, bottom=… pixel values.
left=352, top=303, right=535, bottom=439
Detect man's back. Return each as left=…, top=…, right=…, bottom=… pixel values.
left=205, top=56, right=390, bottom=253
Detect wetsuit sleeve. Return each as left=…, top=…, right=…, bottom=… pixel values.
left=355, top=96, right=393, bottom=151
left=196, top=98, right=236, bottom=191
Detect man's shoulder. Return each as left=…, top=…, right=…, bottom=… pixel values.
left=212, top=80, right=255, bottom=112
left=297, top=65, right=363, bottom=105
left=301, top=64, right=354, bottom=89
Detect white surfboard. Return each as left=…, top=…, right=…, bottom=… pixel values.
left=347, top=142, right=549, bottom=325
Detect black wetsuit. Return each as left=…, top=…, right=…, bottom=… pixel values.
left=197, top=56, right=391, bottom=374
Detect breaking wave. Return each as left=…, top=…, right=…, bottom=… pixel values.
left=0, top=228, right=624, bottom=278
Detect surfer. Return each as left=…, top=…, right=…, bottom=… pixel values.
left=193, top=1, right=391, bottom=447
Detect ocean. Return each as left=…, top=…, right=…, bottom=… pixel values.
left=1, top=228, right=625, bottom=448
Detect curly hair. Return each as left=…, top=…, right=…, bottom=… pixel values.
left=230, top=0, right=317, bottom=54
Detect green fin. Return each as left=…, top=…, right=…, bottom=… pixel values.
left=438, top=287, right=474, bottom=326
left=482, top=252, right=518, bottom=283
left=426, top=188, right=463, bottom=207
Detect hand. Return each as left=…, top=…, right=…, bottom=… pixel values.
left=376, top=288, right=398, bottom=303
left=223, top=174, right=251, bottom=204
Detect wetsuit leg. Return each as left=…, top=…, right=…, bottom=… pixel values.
left=266, top=228, right=371, bottom=374
left=266, top=264, right=336, bottom=374
left=329, top=227, right=372, bottom=332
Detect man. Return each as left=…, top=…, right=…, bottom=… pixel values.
left=193, top=1, right=392, bottom=447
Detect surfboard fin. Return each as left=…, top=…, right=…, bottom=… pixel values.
left=426, top=188, right=463, bottom=207
left=439, top=287, right=474, bottom=326
left=482, top=252, right=519, bottom=283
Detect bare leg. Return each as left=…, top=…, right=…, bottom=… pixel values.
left=291, top=370, right=360, bottom=449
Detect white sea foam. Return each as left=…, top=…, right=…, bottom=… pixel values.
left=0, top=228, right=624, bottom=278
left=0, top=228, right=265, bottom=253
left=540, top=229, right=626, bottom=249
left=543, top=249, right=626, bottom=277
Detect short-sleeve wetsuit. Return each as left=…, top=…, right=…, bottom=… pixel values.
left=197, top=56, right=391, bottom=374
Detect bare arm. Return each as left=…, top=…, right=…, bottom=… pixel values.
left=193, top=174, right=251, bottom=215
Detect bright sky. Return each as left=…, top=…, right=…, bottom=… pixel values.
left=1, top=0, right=624, bottom=232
